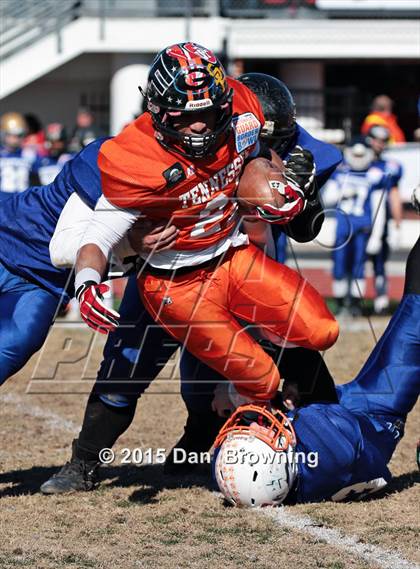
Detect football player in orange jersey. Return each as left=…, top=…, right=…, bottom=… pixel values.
left=73, top=42, right=338, bottom=409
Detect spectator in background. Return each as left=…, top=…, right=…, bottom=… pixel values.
left=69, top=107, right=102, bottom=153
left=361, top=95, right=406, bottom=144
left=23, top=113, right=47, bottom=157
left=33, top=123, right=74, bottom=186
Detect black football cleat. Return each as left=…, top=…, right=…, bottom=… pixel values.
left=164, top=411, right=225, bottom=476
left=40, top=439, right=99, bottom=494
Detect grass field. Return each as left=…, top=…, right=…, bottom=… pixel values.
left=0, top=318, right=419, bottom=569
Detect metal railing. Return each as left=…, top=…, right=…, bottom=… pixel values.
left=0, top=0, right=80, bottom=59
left=1, top=0, right=418, bottom=61
left=0, top=1, right=219, bottom=60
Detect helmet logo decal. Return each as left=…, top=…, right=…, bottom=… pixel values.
left=185, top=99, right=213, bottom=110
left=207, top=63, right=226, bottom=88
left=184, top=70, right=207, bottom=88
left=166, top=42, right=217, bottom=64
left=175, top=65, right=213, bottom=96
left=151, top=62, right=175, bottom=96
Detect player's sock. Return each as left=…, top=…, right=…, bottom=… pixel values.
left=76, top=394, right=137, bottom=462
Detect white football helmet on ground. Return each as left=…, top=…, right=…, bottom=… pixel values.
left=214, top=404, right=298, bottom=507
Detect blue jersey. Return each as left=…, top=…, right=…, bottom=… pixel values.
left=287, top=293, right=420, bottom=504
left=0, top=138, right=108, bottom=300
left=374, top=157, right=403, bottom=189
left=329, top=162, right=391, bottom=227
left=0, top=146, right=37, bottom=199
left=32, top=153, right=74, bottom=186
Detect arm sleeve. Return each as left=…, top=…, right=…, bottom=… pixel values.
left=50, top=193, right=96, bottom=268
left=50, top=193, right=139, bottom=268
left=78, top=195, right=140, bottom=259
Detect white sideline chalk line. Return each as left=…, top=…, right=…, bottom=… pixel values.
left=265, top=508, right=419, bottom=569
left=1, top=392, right=78, bottom=434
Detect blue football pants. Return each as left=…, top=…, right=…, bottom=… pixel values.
left=0, top=262, right=59, bottom=385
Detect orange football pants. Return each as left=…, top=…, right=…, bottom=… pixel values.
left=137, top=243, right=339, bottom=401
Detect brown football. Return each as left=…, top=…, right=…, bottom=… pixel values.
left=237, top=157, right=287, bottom=214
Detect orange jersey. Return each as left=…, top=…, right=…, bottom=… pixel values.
left=98, top=78, right=265, bottom=251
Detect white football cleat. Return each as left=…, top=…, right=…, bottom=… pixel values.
left=374, top=295, right=390, bottom=314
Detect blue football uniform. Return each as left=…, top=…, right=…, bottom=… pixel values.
left=0, top=139, right=107, bottom=384
left=32, top=153, right=74, bottom=186
left=286, top=292, right=420, bottom=503
left=329, top=162, right=392, bottom=284
left=0, top=146, right=37, bottom=200
left=272, top=124, right=342, bottom=263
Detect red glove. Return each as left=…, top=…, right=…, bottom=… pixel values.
left=76, top=282, right=120, bottom=334
left=255, top=176, right=306, bottom=225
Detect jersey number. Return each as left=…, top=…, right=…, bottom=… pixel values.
left=1, top=162, right=29, bottom=193
left=190, top=193, right=236, bottom=239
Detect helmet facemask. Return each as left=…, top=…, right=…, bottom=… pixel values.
left=149, top=92, right=233, bottom=159
left=261, top=120, right=297, bottom=156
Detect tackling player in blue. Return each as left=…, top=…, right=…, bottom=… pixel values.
left=239, top=73, right=342, bottom=263
left=0, top=138, right=111, bottom=384
left=214, top=222, right=420, bottom=506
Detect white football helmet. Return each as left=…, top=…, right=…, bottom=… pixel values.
left=214, top=404, right=298, bottom=507
left=344, top=142, right=374, bottom=172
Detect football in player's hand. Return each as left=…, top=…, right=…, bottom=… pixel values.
left=237, top=157, right=286, bottom=214
left=237, top=157, right=306, bottom=225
